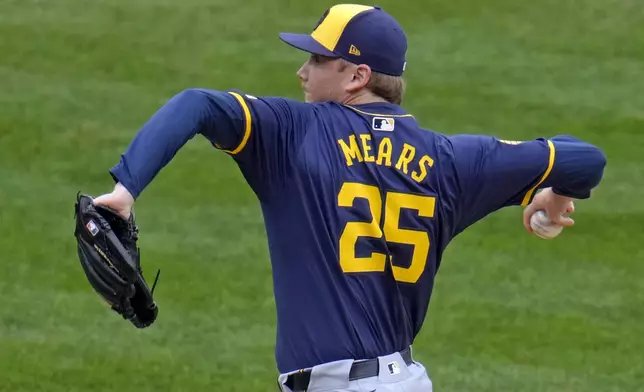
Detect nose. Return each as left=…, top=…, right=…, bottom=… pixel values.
left=297, top=60, right=308, bottom=81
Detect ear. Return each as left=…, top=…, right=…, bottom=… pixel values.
left=345, top=64, right=372, bottom=93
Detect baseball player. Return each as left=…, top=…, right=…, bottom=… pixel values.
left=92, top=4, right=606, bottom=391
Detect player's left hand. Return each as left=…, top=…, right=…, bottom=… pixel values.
left=523, top=187, right=575, bottom=233
left=73, top=193, right=159, bottom=328
left=93, top=182, right=135, bottom=219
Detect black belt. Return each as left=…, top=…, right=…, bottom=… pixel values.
left=283, top=347, right=413, bottom=392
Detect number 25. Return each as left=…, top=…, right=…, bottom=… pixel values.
left=338, top=183, right=435, bottom=284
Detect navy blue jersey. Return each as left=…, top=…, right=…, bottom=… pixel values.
left=109, top=89, right=606, bottom=373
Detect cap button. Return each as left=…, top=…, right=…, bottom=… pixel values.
left=374, top=5, right=381, bottom=10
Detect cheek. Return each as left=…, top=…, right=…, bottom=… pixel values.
left=311, top=68, right=341, bottom=90
left=305, top=69, right=324, bottom=92
left=307, top=68, right=324, bottom=85
left=305, top=66, right=346, bottom=101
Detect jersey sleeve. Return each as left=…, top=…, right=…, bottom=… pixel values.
left=448, top=135, right=555, bottom=233
left=448, top=134, right=606, bottom=234
left=210, top=90, right=315, bottom=200
left=107, top=88, right=314, bottom=201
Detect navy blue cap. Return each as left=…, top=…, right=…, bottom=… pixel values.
left=279, top=4, right=408, bottom=76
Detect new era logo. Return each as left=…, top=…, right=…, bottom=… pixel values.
left=349, top=45, right=361, bottom=56
left=86, top=220, right=99, bottom=236
left=372, top=117, right=395, bottom=132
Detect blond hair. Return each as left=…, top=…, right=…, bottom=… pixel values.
left=366, top=71, right=406, bottom=105
left=339, top=60, right=406, bottom=105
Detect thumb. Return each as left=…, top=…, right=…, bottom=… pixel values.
left=92, top=193, right=114, bottom=206
left=92, top=192, right=132, bottom=219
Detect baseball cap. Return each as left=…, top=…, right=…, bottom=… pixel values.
left=279, top=4, right=408, bottom=77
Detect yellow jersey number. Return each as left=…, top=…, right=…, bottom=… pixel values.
left=337, top=182, right=436, bottom=284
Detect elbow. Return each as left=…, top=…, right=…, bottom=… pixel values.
left=170, top=88, right=230, bottom=110
left=174, top=88, right=211, bottom=105
left=594, top=146, right=607, bottom=172
left=549, top=141, right=607, bottom=199
left=570, top=143, right=607, bottom=191
left=587, top=145, right=607, bottom=188
left=158, top=88, right=212, bottom=114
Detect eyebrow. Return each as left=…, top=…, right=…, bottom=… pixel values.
left=313, top=54, right=337, bottom=63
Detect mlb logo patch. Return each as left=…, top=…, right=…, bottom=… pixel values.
left=372, top=117, right=395, bottom=132
left=86, top=220, right=99, bottom=236
left=387, top=361, right=401, bottom=375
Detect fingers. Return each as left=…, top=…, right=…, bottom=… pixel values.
left=524, top=189, right=578, bottom=234
left=547, top=200, right=575, bottom=227
left=542, top=205, right=575, bottom=227
left=551, top=215, right=575, bottom=227
left=524, top=204, right=575, bottom=233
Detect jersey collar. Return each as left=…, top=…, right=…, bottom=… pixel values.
left=344, top=102, right=414, bottom=118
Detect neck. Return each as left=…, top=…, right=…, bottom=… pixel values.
left=342, top=90, right=389, bottom=106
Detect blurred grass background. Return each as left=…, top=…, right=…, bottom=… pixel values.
left=1, top=0, right=643, bottom=391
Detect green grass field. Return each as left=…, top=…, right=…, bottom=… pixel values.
left=1, top=0, right=643, bottom=391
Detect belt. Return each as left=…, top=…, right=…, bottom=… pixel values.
left=283, top=347, right=413, bottom=392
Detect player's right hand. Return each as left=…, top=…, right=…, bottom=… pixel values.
left=523, top=187, right=575, bottom=233
left=93, top=182, right=135, bottom=219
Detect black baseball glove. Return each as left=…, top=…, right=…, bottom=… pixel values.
left=74, top=193, right=159, bottom=328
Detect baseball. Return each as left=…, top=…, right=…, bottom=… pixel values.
left=530, top=210, right=564, bottom=239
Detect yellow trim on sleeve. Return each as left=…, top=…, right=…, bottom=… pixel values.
left=225, top=92, right=252, bottom=155
left=521, top=140, right=556, bottom=206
